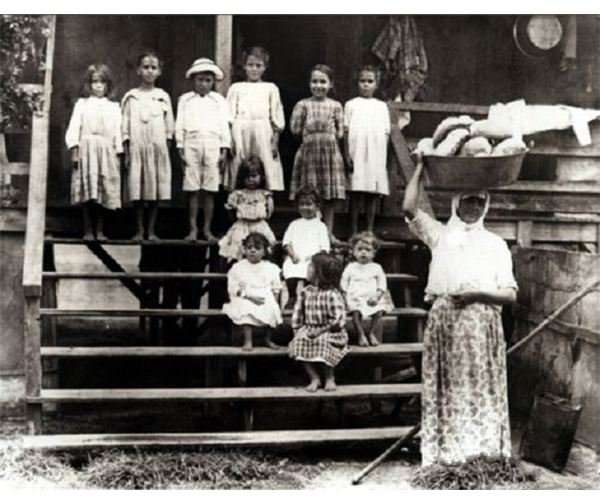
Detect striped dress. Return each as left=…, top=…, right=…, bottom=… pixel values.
left=288, top=285, right=349, bottom=367
left=289, top=97, right=346, bottom=201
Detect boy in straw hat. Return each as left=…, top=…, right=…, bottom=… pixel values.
left=176, top=58, right=231, bottom=242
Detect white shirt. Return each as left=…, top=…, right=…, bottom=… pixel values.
left=282, top=217, right=330, bottom=279
left=175, top=91, right=231, bottom=149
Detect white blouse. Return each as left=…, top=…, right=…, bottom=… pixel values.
left=408, top=209, right=517, bottom=302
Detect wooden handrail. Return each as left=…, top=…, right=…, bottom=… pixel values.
left=22, top=16, right=56, bottom=297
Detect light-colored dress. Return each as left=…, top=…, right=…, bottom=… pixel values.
left=121, top=88, right=174, bottom=201
left=66, top=97, right=123, bottom=210
left=340, top=261, right=395, bottom=317
left=288, top=285, right=349, bottom=367
left=289, top=97, right=346, bottom=201
left=408, top=205, right=517, bottom=467
left=225, top=82, right=285, bottom=191
left=344, top=97, right=391, bottom=195
left=223, top=258, right=282, bottom=328
left=282, top=217, right=330, bottom=280
left=218, top=189, right=276, bottom=261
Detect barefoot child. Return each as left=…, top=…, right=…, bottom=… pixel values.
left=225, top=46, right=285, bottom=191
left=344, top=65, right=391, bottom=235
left=218, top=157, right=276, bottom=262
left=223, top=233, right=282, bottom=350
left=288, top=252, right=349, bottom=391
left=282, top=185, right=330, bottom=309
left=122, top=50, right=174, bottom=240
left=341, top=231, right=394, bottom=346
left=289, top=64, right=346, bottom=241
left=66, top=64, right=122, bottom=240
left=176, top=58, right=230, bottom=242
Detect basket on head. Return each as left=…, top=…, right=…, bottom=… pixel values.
left=423, top=152, right=527, bottom=189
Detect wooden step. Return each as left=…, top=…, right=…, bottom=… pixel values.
left=39, top=307, right=428, bottom=318
left=44, top=237, right=407, bottom=250
left=28, top=383, right=421, bottom=403
left=22, top=426, right=417, bottom=450
left=40, top=343, right=424, bottom=357
left=42, top=271, right=419, bottom=282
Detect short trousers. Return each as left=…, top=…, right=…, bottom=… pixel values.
left=182, top=135, right=220, bottom=192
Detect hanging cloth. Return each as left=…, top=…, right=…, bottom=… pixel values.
left=372, top=15, right=428, bottom=103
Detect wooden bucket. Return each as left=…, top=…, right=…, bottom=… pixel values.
left=423, top=152, right=526, bottom=189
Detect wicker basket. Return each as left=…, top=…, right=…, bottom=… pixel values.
left=423, top=152, right=527, bottom=189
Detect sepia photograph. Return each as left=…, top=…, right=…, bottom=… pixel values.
left=0, top=6, right=599, bottom=490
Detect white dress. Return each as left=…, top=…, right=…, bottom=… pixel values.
left=222, top=259, right=283, bottom=328
left=340, top=261, right=395, bottom=317
left=65, top=97, right=123, bottom=210
left=225, top=82, right=285, bottom=191
left=344, top=97, right=391, bottom=195
left=281, top=217, right=330, bottom=279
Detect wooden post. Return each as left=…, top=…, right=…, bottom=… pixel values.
left=24, top=297, right=42, bottom=434
left=215, top=15, right=233, bottom=93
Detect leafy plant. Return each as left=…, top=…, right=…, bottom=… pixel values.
left=0, top=15, right=51, bottom=130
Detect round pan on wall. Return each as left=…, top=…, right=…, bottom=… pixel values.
left=513, top=14, right=564, bottom=59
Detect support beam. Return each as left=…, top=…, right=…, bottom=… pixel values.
left=215, top=15, right=233, bottom=93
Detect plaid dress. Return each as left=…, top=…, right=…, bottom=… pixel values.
left=288, top=285, right=349, bottom=367
left=289, top=97, right=346, bottom=200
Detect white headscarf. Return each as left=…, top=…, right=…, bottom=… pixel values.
left=445, top=190, right=491, bottom=249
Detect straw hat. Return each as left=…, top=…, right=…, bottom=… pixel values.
left=185, top=58, right=224, bottom=80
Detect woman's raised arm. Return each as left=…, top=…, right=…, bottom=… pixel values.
left=402, top=153, right=425, bottom=220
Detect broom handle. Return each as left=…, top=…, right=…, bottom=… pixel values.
left=507, top=278, right=600, bottom=355
left=351, top=423, right=421, bottom=485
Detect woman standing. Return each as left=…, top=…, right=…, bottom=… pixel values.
left=402, top=155, right=517, bottom=467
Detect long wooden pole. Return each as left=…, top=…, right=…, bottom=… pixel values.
left=352, top=277, right=600, bottom=484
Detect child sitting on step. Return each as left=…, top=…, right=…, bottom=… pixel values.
left=282, top=185, right=330, bottom=309
left=288, top=252, right=349, bottom=391
left=223, top=233, right=283, bottom=351
left=218, top=157, right=276, bottom=262
left=341, top=231, right=394, bottom=347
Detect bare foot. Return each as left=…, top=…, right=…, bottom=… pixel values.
left=324, top=379, right=337, bottom=391
left=306, top=380, right=321, bottom=392
left=203, top=230, right=219, bottom=244
left=357, top=335, right=370, bottom=347
left=368, top=334, right=380, bottom=346
left=96, top=232, right=107, bottom=242
left=184, top=230, right=197, bottom=241
left=147, top=232, right=160, bottom=241
left=131, top=231, right=144, bottom=241
left=242, top=342, right=253, bottom=352
left=83, top=232, right=94, bottom=241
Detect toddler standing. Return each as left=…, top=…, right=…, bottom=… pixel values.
left=341, top=231, right=394, bottom=347
left=288, top=252, right=349, bottom=392
left=122, top=50, right=175, bottom=240
left=282, top=185, right=330, bottom=309
left=176, top=58, right=230, bottom=242
left=289, top=64, right=346, bottom=241
left=66, top=63, right=122, bottom=240
left=225, top=46, right=285, bottom=191
left=344, top=65, right=391, bottom=235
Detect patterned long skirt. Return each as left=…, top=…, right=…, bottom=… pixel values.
left=420, top=296, right=512, bottom=467
left=289, top=132, right=346, bottom=201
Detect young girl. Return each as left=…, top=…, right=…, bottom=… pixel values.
left=282, top=185, right=330, bottom=309
left=122, top=50, right=175, bottom=240
left=341, top=231, right=394, bottom=347
left=224, top=46, right=285, bottom=191
left=66, top=63, right=122, bottom=240
left=218, top=156, right=276, bottom=262
left=175, top=58, right=230, bottom=242
left=344, top=66, right=391, bottom=235
left=288, top=252, right=349, bottom=392
left=289, top=64, right=346, bottom=241
left=223, top=233, right=282, bottom=351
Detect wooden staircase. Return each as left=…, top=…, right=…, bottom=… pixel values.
left=20, top=16, right=426, bottom=449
